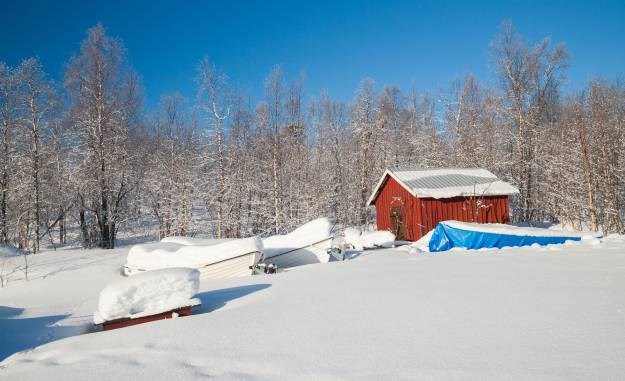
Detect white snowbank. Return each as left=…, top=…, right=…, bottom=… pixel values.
left=5, top=238, right=625, bottom=380
left=442, top=220, right=585, bottom=238
left=343, top=227, right=362, bottom=249
left=161, top=236, right=233, bottom=246
left=412, top=229, right=434, bottom=252
left=262, top=218, right=334, bottom=259
left=344, top=227, right=396, bottom=250
left=93, top=267, right=200, bottom=324
left=125, top=237, right=262, bottom=271
left=361, top=230, right=396, bottom=248
left=0, top=244, right=21, bottom=257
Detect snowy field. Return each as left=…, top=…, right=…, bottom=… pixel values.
left=1, top=236, right=625, bottom=380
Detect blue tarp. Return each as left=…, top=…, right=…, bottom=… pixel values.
left=428, top=222, right=582, bottom=252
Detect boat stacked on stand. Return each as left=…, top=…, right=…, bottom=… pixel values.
left=122, top=218, right=341, bottom=280
left=261, top=218, right=338, bottom=269
left=123, top=237, right=263, bottom=280
left=94, top=268, right=201, bottom=331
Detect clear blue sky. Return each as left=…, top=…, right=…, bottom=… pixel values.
left=1, top=0, right=624, bottom=108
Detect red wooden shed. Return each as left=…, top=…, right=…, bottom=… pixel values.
left=366, top=168, right=519, bottom=241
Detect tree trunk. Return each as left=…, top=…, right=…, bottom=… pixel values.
left=59, top=209, right=65, bottom=245
left=216, top=117, right=225, bottom=238
left=79, top=208, right=89, bottom=248
left=271, top=137, right=281, bottom=234
left=576, top=107, right=598, bottom=231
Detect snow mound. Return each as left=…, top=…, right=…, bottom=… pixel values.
left=262, top=218, right=334, bottom=259
left=604, top=233, right=625, bottom=244
left=344, top=227, right=396, bottom=250
left=343, top=227, right=362, bottom=249
left=361, top=230, right=396, bottom=248
left=0, top=244, right=21, bottom=257
left=412, top=229, right=434, bottom=252
left=161, top=236, right=234, bottom=246
left=126, top=237, right=262, bottom=271
left=94, top=267, right=200, bottom=324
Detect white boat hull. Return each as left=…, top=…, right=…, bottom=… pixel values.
left=262, top=238, right=333, bottom=269
left=124, top=251, right=262, bottom=280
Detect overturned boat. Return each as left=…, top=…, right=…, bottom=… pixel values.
left=123, top=237, right=263, bottom=280
left=95, top=268, right=201, bottom=331
left=261, top=218, right=337, bottom=268
left=428, top=220, right=583, bottom=252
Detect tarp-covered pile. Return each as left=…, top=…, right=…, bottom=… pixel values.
left=428, top=221, right=583, bottom=252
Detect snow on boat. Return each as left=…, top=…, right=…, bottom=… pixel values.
left=123, top=237, right=262, bottom=280
left=94, top=268, right=201, bottom=330
left=343, top=227, right=396, bottom=250
left=428, top=220, right=583, bottom=252
left=160, top=236, right=234, bottom=246
left=261, top=218, right=336, bottom=268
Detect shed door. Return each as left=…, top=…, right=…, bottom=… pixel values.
left=390, top=207, right=405, bottom=240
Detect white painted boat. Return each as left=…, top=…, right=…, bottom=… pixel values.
left=123, top=237, right=263, bottom=280
left=259, top=218, right=338, bottom=269
left=123, top=251, right=262, bottom=280
left=261, top=237, right=334, bottom=269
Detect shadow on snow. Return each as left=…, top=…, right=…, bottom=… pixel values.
left=194, top=283, right=271, bottom=314
left=0, top=284, right=270, bottom=361
left=0, top=306, right=76, bottom=361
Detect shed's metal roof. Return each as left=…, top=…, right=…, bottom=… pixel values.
left=366, top=167, right=519, bottom=205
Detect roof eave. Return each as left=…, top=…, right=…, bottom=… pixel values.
left=366, top=169, right=417, bottom=206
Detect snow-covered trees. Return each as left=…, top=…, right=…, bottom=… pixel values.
left=0, top=59, right=62, bottom=253
left=142, top=94, right=197, bottom=239
left=491, top=21, right=569, bottom=222
left=16, top=58, right=60, bottom=253
left=0, top=21, right=623, bottom=253
left=65, top=24, right=141, bottom=248
left=196, top=57, right=231, bottom=238
left=0, top=63, right=17, bottom=244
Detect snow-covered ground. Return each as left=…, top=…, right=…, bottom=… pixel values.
left=1, top=236, right=625, bottom=380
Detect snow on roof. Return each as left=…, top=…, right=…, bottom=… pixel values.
left=367, top=167, right=519, bottom=205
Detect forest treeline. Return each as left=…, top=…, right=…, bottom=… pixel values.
left=0, top=22, right=623, bottom=251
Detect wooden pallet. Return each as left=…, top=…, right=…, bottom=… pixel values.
left=101, top=304, right=197, bottom=331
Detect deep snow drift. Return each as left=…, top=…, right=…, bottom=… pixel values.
left=1, top=235, right=625, bottom=380
left=0, top=246, right=129, bottom=360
